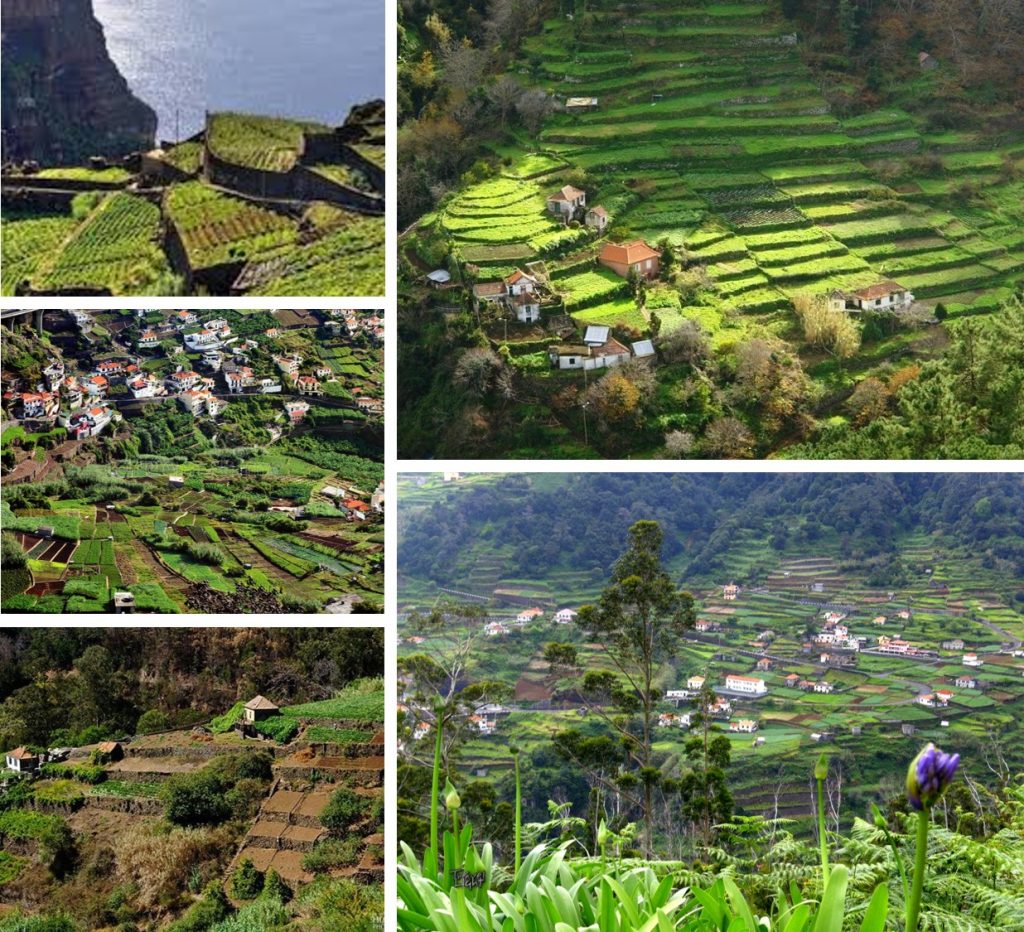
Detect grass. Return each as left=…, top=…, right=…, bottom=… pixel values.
left=207, top=113, right=329, bottom=173
left=283, top=677, right=384, bottom=722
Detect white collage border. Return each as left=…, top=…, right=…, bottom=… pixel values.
left=1, top=0, right=1023, bottom=926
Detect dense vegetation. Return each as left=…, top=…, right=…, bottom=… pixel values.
left=0, top=630, right=384, bottom=930
left=397, top=0, right=1023, bottom=458
left=0, top=629, right=384, bottom=750
left=398, top=473, right=1024, bottom=589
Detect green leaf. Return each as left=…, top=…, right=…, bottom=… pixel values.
left=812, top=864, right=849, bottom=932
left=858, top=883, right=889, bottom=932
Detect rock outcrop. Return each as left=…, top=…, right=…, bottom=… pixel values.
left=1, top=0, right=157, bottom=164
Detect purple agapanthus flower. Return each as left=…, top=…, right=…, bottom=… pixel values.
left=906, top=743, right=960, bottom=811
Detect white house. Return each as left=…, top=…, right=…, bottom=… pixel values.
left=555, top=608, right=578, bottom=624
left=842, top=280, right=915, bottom=312
left=549, top=336, right=632, bottom=371
left=585, top=205, right=609, bottom=232
left=484, top=622, right=509, bottom=637
left=813, top=681, right=834, bottom=694
left=285, top=400, right=310, bottom=423
left=516, top=607, right=544, bottom=625
left=962, top=653, right=984, bottom=667
left=5, top=747, right=39, bottom=773
left=955, top=676, right=977, bottom=689
left=546, top=184, right=586, bottom=218
left=138, top=330, right=160, bottom=348
left=295, top=376, right=324, bottom=396
left=687, top=675, right=706, bottom=691
left=723, top=583, right=739, bottom=601
left=729, top=719, right=758, bottom=733
left=173, top=310, right=199, bottom=328
left=725, top=674, right=767, bottom=695
left=65, top=405, right=113, bottom=439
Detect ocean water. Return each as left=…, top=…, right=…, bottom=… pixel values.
left=92, top=0, right=383, bottom=142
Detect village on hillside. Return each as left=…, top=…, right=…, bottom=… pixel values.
left=1, top=309, right=385, bottom=614
left=398, top=0, right=1024, bottom=459
left=397, top=476, right=1024, bottom=820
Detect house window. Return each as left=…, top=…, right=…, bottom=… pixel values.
left=568, top=358, right=577, bottom=365
left=876, top=298, right=882, bottom=306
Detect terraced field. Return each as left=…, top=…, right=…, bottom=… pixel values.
left=1, top=105, right=385, bottom=297
left=411, top=0, right=1023, bottom=328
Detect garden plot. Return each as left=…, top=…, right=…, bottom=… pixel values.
left=0, top=214, right=82, bottom=295
left=30, top=193, right=168, bottom=294
left=164, top=182, right=297, bottom=270
left=207, top=113, right=329, bottom=172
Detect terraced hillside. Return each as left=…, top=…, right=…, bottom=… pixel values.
left=397, top=474, right=1024, bottom=839
left=464, top=2, right=1021, bottom=313
left=399, top=0, right=1024, bottom=458
left=1, top=102, right=385, bottom=297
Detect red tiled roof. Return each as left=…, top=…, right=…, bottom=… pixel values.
left=600, top=240, right=659, bottom=266
left=548, top=185, right=585, bottom=202
left=850, top=280, right=907, bottom=300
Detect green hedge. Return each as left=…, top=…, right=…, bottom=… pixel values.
left=251, top=715, right=299, bottom=744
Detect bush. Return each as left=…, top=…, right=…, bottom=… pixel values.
left=320, top=788, right=369, bottom=834
left=262, top=869, right=291, bottom=904
left=135, top=710, right=170, bottom=734
left=301, top=837, right=362, bottom=873
left=163, top=772, right=230, bottom=827
left=250, top=715, right=299, bottom=744
left=231, top=858, right=263, bottom=900
left=39, top=763, right=105, bottom=785
left=166, top=883, right=232, bottom=932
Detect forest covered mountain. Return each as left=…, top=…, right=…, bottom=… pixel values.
left=398, top=473, right=1024, bottom=591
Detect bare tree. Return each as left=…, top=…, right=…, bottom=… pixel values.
left=488, top=75, right=524, bottom=128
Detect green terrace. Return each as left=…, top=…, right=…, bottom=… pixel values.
left=1, top=107, right=385, bottom=297
left=413, top=0, right=1023, bottom=332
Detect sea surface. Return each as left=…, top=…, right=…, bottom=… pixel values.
left=93, top=0, right=383, bottom=142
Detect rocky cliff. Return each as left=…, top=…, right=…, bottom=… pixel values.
left=1, top=0, right=157, bottom=164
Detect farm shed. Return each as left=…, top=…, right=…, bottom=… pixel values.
left=244, top=696, right=280, bottom=723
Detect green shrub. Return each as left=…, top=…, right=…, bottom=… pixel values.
left=301, top=837, right=363, bottom=872
left=38, top=764, right=105, bottom=785
left=320, top=788, right=369, bottom=834
left=166, top=883, right=232, bottom=932
left=163, top=772, right=231, bottom=827
left=231, top=858, right=263, bottom=900
left=250, top=715, right=299, bottom=744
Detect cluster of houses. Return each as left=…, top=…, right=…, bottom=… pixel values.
left=483, top=605, right=579, bottom=637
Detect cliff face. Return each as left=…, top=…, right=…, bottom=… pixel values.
left=1, top=0, right=157, bottom=164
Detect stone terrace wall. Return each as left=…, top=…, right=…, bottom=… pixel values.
left=205, top=148, right=383, bottom=215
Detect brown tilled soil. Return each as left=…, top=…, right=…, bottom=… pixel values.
left=235, top=846, right=312, bottom=885
left=107, top=756, right=199, bottom=775
left=515, top=677, right=552, bottom=702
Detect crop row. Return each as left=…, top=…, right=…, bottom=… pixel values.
left=36, top=194, right=167, bottom=293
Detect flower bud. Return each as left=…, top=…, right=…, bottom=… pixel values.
left=906, top=743, right=959, bottom=811
left=814, top=752, right=829, bottom=781
left=444, top=781, right=461, bottom=811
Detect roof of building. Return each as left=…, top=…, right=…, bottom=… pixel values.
left=505, top=269, right=535, bottom=285
left=426, top=269, right=451, bottom=284
left=849, top=280, right=908, bottom=300
left=566, top=97, right=598, bottom=107
left=599, top=239, right=659, bottom=266
left=97, top=741, right=121, bottom=752
left=632, top=339, right=655, bottom=358
left=594, top=337, right=631, bottom=359
left=548, top=184, right=585, bottom=202
left=726, top=674, right=764, bottom=683
left=584, top=325, right=610, bottom=345
left=7, top=747, right=37, bottom=759
left=244, top=695, right=279, bottom=712
left=472, top=281, right=505, bottom=298
left=588, top=205, right=609, bottom=218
